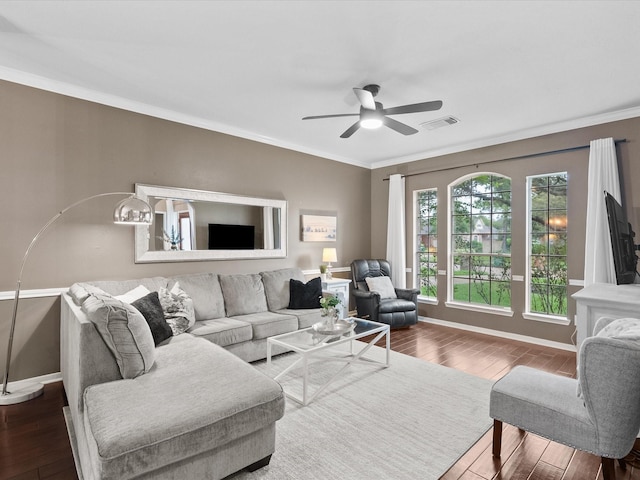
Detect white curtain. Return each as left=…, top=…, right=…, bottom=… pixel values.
left=584, top=137, right=621, bottom=286
left=386, top=174, right=406, bottom=288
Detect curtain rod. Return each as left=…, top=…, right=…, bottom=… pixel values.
left=383, top=138, right=628, bottom=181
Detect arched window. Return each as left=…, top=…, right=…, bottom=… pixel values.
left=449, top=174, right=512, bottom=310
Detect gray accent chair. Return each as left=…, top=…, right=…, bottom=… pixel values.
left=350, top=259, right=419, bottom=328
left=490, top=316, right=640, bottom=480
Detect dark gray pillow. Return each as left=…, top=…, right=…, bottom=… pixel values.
left=132, top=291, right=173, bottom=346
left=288, top=277, right=322, bottom=309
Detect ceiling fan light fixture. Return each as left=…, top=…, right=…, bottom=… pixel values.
left=360, top=108, right=383, bottom=129
left=360, top=118, right=383, bottom=129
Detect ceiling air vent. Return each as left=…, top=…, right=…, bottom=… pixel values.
left=420, top=116, right=459, bottom=131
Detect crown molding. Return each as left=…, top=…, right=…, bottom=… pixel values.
left=0, top=67, right=369, bottom=168
left=2, top=66, right=638, bottom=171
left=371, top=106, right=640, bottom=170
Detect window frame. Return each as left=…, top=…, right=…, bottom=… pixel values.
left=446, top=172, right=513, bottom=316
left=524, top=171, right=570, bottom=325
left=413, top=188, right=439, bottom=304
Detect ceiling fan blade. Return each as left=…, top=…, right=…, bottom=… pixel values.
left=340, top=121, right=361, bottom=138
left=353, top=88, right=377, bottom=110
left=383, top=116, right=419, bottom=135
left=382, top=100, right=443, bottom=116
left=302, top=113, right=359, bottom=120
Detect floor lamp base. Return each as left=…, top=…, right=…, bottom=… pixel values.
left=0, top=382, right=44, bottom=405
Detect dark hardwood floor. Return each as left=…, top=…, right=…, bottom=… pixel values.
left=1, top=321, right=637, bottom=480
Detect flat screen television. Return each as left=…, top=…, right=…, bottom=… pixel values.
left=208, top=224, right=255, bottom=250
left=604, top=191, right=638, bottom=284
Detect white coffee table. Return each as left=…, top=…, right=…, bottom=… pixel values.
left=266, top=318, right=390, bottom=406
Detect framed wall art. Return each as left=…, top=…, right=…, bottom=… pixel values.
left=301, top=214, right=337, bottom=242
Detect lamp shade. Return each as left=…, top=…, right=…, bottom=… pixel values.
left=113, top=196, right=153, bottom=225
left=322, top=247, right=337, bottom=263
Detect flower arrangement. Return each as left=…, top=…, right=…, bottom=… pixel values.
left=319, top=294, right=341, bottom=310
left=319, top=294, right=342, bottom=323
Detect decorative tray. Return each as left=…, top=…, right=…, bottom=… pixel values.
left=312, top=319, right=356, bottom=336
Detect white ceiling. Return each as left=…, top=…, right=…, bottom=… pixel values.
left=1, top=1, right=639, bottom=169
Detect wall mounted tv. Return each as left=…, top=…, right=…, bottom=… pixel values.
left=604, top=191, right=639, bottom=284
left=208, top=224, right=255, bottom=250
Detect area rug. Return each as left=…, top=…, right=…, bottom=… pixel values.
left=228, top=342, right=493, bottom=480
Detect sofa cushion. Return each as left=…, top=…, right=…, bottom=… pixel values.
left=275, top=308, right=325, bottom=329
left=188, top=318, right=253, bottom=347
left=132, top=291, right=173, bottom=346
left=169, top=273, right=225, bottom=320
left=230, top=311, right=298, bottom=340
left=220, top=274, right=269, bottom=316
left=261, top=268, right=306, bottom=311
left=288, top=277, right=322, bottom=309
left=83, top=336, right=284, bottom=480
left=81, top=293, right=155, bottom=379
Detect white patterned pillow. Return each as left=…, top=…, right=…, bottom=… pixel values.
left=158, top=281, right=196, bottom=335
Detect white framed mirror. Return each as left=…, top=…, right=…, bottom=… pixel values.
left=134, top=184, right=287, bottom=263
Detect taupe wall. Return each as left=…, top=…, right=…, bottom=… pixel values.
left=4, top=76, right=640, bottom=382
left=0, top=80, right=371, bottom=381
left=372, top=116, right=640, bottom=345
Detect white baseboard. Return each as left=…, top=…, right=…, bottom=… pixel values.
left=1, top=371, right=63, bottom=391
left=419, top=316, right=577, bottom=352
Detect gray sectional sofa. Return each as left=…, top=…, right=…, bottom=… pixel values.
left=61, top=267, right=327, bottom=480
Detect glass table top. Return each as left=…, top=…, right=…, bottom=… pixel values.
left=267, top=317, right=388, bottom=352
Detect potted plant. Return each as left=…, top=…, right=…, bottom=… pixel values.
left=319, top=264, right=328, bottom=281
left=319, top=294, right=342, bottom=326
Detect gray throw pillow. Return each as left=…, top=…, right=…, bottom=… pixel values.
left=365, top=276, right=397, bottom=299
left=82, top=293, right=155, bottom=379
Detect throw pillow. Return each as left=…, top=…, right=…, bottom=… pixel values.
left=115, top=285, right=151, bottom=304
left=158, top=281, right=196, bottom=335
left=132, top=291, right=174, bottom=346
left=596, top=317, right=640, bottom=340
left=288, top=277, right=322, bottom=309
left=365, top=276, right=397, bottom=299
left=81, top=293, right=155, bottom=379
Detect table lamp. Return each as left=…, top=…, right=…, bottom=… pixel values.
left=0, top=192, right=153, bottom=405
left=322, top=248, right=338, bottom=280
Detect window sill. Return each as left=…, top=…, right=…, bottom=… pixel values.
left=522, top=312, right=571, bottom=325
left=418, top=296, right=438, bottom=306
left=445, top=301, right=514, bottom=317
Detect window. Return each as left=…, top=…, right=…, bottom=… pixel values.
left=527, top=173, right=568, bottom=317
left=450, top=174, right=511, bottom=309
left=415, top=189, right=438, bottom=298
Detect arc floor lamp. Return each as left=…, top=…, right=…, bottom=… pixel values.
left=0, top=192, right=153, bottom=405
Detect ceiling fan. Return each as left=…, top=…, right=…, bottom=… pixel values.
left=302, top=84, right=443, bottom=138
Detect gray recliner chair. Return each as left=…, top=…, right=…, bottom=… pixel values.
left=490, top=316, right=640, bottom=480
left=350, top=259, right=419, bottom=328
